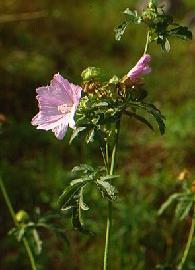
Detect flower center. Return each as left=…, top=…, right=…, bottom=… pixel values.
left=58, top=104, right=72, bottom=114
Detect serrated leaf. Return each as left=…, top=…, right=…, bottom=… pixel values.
left=71, top=178, right=85, bottom=185
left=71, top=177, right=91, bottom=186
left=115, top=9, right=141, bottom=41
left=72, top=205, right=83, bottom=231
left=123, top=9, right=141, bottom=24
left=58, top=182, right=87, bottom=210
left=71, top=189, right=90, bottom=233
left=100, top=175, right=120, bottom=181
left=150, top=109, right=165, bottom=134
left=80, top=187, right=89, bottom=211
left=129, top=102, right=166, bottom=134
left=168, top=26, right=192, bottom=40
left=115, top=21, right=129, bottom=41
left=125, top=111, right=154, bottom=131
left=144, top=104, right=166, bottom=135
left=97, top=180, right=117, bottom=200
left=71, top=164, right=94, bottom=174
left=86, top=129, right=95, bottom=144
left=69, top=127, right=87, bottom=144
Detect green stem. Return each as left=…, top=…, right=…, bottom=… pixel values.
left=106, top=142, right=109, bottom=169
left=103, top=201, right=112, bottom=270
left=0, top=178, right=37, bottom=270
left=101, top=146, right=109, bottom=174
left=177, top=206, right=195, bottom=270
left=103, top=118, right=121, bottom=270
left=0, top=178, right=17, bottom=225
left=23, top=238, right=37, bottom=270
left=144, top=31, right=150, bottom=54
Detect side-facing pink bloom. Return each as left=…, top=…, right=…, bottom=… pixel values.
left=127, top=54, right=151, bottom=80
left=32, top=73, right=82, bottom=140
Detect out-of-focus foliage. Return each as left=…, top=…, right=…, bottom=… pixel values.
left=0, top=0, right=195, bottom=269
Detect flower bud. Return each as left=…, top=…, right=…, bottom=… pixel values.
left=81, top=67, right=104, bottom=81
left=109, top=75, right=119, bottom=84
left=127, top=54, right=151, bottom=81
left=15, top=210, right=29, bottom=223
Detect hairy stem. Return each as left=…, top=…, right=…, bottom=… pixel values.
left=177, top=205, right=195, bottom=270
left=0, top=178, right=37, bottom=270
left=103, top=118, right=121, bottom=270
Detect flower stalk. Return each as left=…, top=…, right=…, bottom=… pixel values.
left=103, top=118, right=121, bottom=270
left=144, top=31, right=150, bottom=54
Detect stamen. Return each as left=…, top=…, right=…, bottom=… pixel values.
left=58, top=104, right=71, bottom=114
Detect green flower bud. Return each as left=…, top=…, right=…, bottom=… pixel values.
left=16, top=210, right=29, bottom=223
left=81, top=67, right=104, bottom=81
left=109, top=75, right=119, bottom=84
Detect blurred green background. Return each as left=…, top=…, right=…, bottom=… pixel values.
left=0, top=0, right=195, bottom=269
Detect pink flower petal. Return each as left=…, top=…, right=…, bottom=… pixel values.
left=31, top=73, right=82, bottom=140
left=52, top=122, right=68, bottom=140
left=127, top=54, right=151, bottom=80
left=51, top=74, right=74, bottom=105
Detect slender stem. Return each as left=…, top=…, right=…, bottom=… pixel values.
left=103, top=118, right=121, bottom=270
left=144, top=31, right=150, bottom=54
left=0, top=178, right=17, bottom=225
left=103, top=201, right=112, bottom=270
left=101, top=146, right=109, bottom=174
left=106, top=142, right=109, bottom=169
left=0, top=178, right=37, bottom=270
left=110, top=119, right=121, bottom=176
left=177, top=205, right=195, bottom=270
left=23, top=239, right=37, bottom=270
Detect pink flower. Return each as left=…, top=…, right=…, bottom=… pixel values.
left=127, top=54, right=151, bottom=80
left=32, top=73, right=82, bottom=140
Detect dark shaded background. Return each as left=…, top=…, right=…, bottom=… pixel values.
left=0, top=0, right=195, bottom=269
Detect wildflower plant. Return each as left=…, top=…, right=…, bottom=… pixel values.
left=1, top=0, right=192, bottom=270
left=30, top=0, right=192, bottom=269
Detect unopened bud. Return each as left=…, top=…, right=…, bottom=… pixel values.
left=81, top=67, right=105, bottom=81
left=15, top=210, right=29, bottom=223
left=109, top=75, right=119, bottom=84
